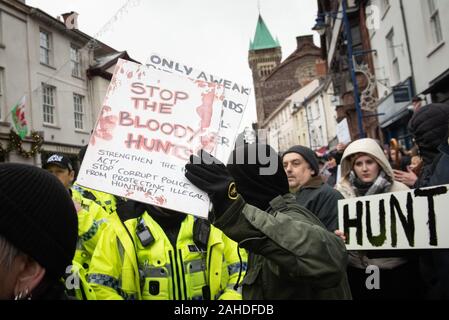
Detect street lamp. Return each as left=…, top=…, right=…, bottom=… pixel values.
left=312, top=15, right=327, bottom=36
left=312, top=0, right=366, bottom=138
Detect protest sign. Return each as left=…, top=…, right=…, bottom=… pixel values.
left=146, top=53, right=250, bottom=163
left=77, top=59, right=226, bottom=218
left=338, top=185, right=449, bottom=250
left=336, top=118, right=351, bottom=145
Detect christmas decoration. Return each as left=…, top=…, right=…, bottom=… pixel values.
left=0, top=130, right=44, bottom=159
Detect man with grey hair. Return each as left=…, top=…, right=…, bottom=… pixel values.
left=282, top=145, right=344, bottom=231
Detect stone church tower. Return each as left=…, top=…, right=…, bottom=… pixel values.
left=248, top=15, right=282, bottom=124
left=249, top=15, right=322, bottom=126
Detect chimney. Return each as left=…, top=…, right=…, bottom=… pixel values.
left=315, top=58, right=328, bottom=77
left=61, top=11, right=79, bottom=30
left=296, top=35, right=314, bottom=50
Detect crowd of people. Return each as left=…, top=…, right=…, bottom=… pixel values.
left=1, top=102, right=448, bottom=300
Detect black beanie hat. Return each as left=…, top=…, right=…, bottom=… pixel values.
left=282, top=145, right=320, bottom=176
left=0, top=163, right=78, bottom=278
left=227, top=143, right=289, bottom=210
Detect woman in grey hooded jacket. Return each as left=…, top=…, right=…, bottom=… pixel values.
left=336, top=138, right=423, bottom=299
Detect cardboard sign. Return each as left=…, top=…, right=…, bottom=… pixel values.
left=336, top=118, right=351, bottom=145
left=146, top=53, right=250, bottom=163
left=338, top=185, right=449, bottom=250
left=77, top=59, right=226, bottom=218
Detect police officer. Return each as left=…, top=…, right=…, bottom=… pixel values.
left=73, top=145, right=117, bottom=215
left=43, top=153, right=108, bottom=299
left=87, top=198, right=247, bottom=300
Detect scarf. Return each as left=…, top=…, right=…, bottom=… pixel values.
left=349, top=170, right=392, bottom=197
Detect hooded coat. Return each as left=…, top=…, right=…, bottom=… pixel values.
left=335, top=138, right=423, bottom=299
left=215, top=144, right=352, bottom=299
left=408, top=103, right=449, bottom=187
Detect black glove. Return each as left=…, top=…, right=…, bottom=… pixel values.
left=185, top=150, right=238, bottom=218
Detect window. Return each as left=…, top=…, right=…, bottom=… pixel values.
left=0, top=12, right=4, bottom=46
left=427, top=0, right=443, bottom=45
left=40, top=30, right=51, bottom=65
left=42, top=84, right=56, bottom=124
left=319, top=126, right=324, bottom=146
left=71, top=45, right=82, bottom=77
left=386, top=29, right=400, bottom=85
left=259, top=63, right=275, bottom=77
left=73, top=94, right=85, bottom=130
left=311, top=129, right=317, bottom=149
left=0, top=68, right=4, bottom=119
left=301, top=111, right=306, bottom=126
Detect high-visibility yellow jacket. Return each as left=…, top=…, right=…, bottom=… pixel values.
left=65, top=261, right=97, bottom=300
left=71, top=196, right=109, bottom=270
left=67, top=191, right=109, bottom=300
left=72, top=183, right=117, bottom=214
left=87, top=211, right=247, bottom=300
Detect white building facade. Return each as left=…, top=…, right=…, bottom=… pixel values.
left=367, top=0, right=449, bottom=147
left=264, top=78, right=338, bottom=153
left=404, top=0, right=449, bottom=104
left=0, top=0, right=133, bottom=166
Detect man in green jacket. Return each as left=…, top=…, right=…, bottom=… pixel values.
left=185, top=144, right=351, bottom=299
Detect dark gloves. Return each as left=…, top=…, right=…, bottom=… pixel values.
left=185, top=150, right=238, bottom=218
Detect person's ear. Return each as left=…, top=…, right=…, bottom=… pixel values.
left=69, top=170, right=75, bottom=183
left=14, top=256, right=46, bottom=299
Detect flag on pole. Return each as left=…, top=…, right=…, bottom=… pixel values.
left=11, top=95, right=28, bottom=139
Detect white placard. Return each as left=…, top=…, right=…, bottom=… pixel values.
left=338, top=185, right=449, bottom=250
left=146, top=53, right=250, bottom=163
left=77, top=59, right=228, bottom=218
left=336, top=118, right=351, bottom=145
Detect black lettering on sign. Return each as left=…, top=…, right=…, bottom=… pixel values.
left=390, top=193, right=415, bottom=247
left=366, top=199, right=386, bottom=247
left=343, top=202, right=363, bottom=245
left=414, top=186, right=448, bottom=246
left=222, top=99, right=243, bottom=114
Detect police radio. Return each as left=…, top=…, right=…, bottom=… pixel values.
left=136, top=218, right=154, bottom=247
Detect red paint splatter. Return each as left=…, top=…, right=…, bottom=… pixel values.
left=91, top=106, right=118, bottom=145
left=196, top=88, right=215, bottom=130
left=127, top=71, right=133, bottom=79
left=144, top=192, right=152, bottom=198
left=154, top=195, right=167, bottom=206
left=125, top=190, right=134, bottom=197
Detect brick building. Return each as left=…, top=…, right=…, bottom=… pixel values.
left=248, top=14, right=323, bottom=128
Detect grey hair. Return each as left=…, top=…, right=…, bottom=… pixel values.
left=0, top=234, right=21, bottom=270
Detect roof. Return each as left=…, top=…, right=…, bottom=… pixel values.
left=249, top=15, right=280, bottom=51
left=87, top=51, right=140, bottom=80
left=265, top=37, right=321, bottom=81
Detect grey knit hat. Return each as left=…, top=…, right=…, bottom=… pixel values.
left=282, top=145, right=320, bottom=176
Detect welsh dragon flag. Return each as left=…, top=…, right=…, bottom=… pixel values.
left=11, top=95, right=28, bottom=139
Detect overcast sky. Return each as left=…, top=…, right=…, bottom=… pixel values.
left=26, top=0, right=319, bottom=131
